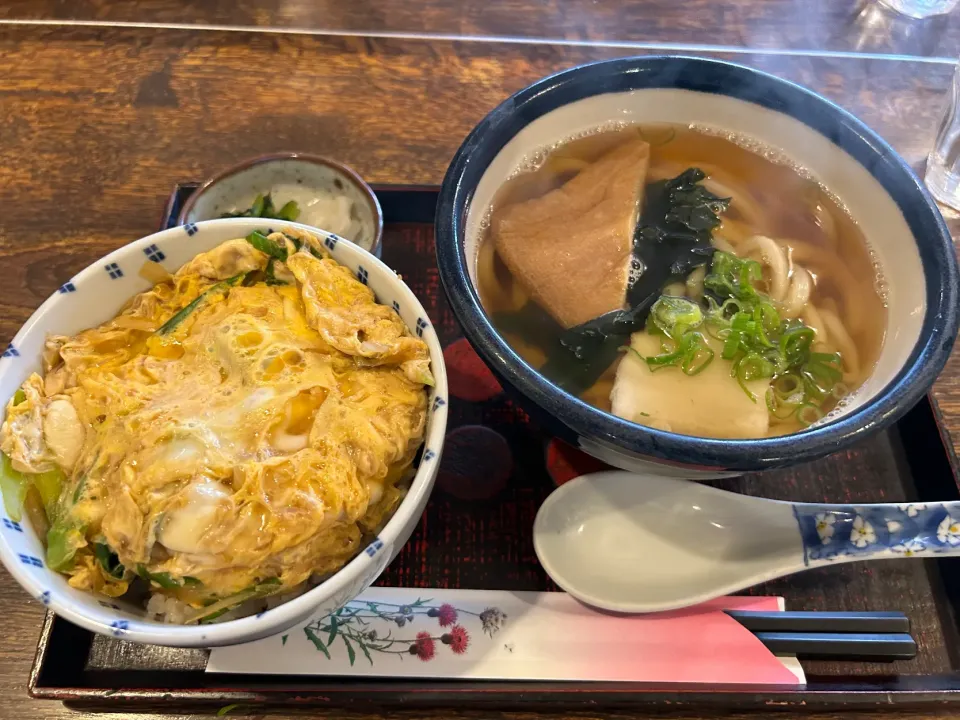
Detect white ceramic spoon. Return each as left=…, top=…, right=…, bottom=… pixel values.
left=533, top=471, right=960, bottom=613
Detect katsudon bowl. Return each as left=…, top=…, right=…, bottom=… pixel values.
left=435, top=56, right=958, bottom=477
left=0, top=218, right=447, bottom=647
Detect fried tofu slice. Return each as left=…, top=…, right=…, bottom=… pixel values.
left=493, top=139, right=650, bottom=328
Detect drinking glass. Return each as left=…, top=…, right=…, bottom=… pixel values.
left=926, top=62, right=960, bottom=210
left=878, top=0, right=959, bottom=19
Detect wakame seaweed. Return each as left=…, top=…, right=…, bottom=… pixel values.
left=539, top=168, right=729, bottom=395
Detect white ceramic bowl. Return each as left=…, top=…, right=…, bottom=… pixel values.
left=0, top=218, right=447, bottom=647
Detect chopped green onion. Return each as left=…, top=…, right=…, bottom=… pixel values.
left=779, top=326, right=815, bottom=364
left=221, top=193, right=301, bottom=222
left=0, top=454, right=27, bottom=523
left=276, top=201, right=300, bottom=221
left=732, top=352, right=777, bottom=402
left=94, top=541, right=125, bottom=580
left=264, top=258, right=287, bottom=286
left=721, top=331, right=741, bottom=360
left=718, top=298, right=744, bottom=320
left=33, top=468, right=63, bottom=522
left=199, top=607, right=232, bottom=624
left=264, top=194, right=278, bottom=217
left=773, top=373, right=803, bottom=398
left=697, top=250, right=848, bottom=410
left=46, top=518, right=85, bottom=571
left=190, top=578, right=282, bottom=624
left=72, top=475, right=88, bottom=504
left=756, top=302, right=780, bottom=332
left=765, top=387, right=777, bottom=414
left=643, top=346, right=684, bottom=369
left=136, top=565, right=182, bottom=589
left=704, top=251, right=762, bottom=304
left=807, top=352, right=844, bottom=381
left=629, top=330, right=715, bottom=376
left=649, top=296, right=703, bottom=339
left=738, top=353, right=776, bottom=381
left=281, top=232, right=304, bottom=251
left=12, top=389, right=26, bottom=406
left=680, top=334, right=714, bottom=376
left=797, top=403, right=825, bottom=426
left=156, top=273, right=245, bottom=335
left=767, top=389, right=804, bottom=420
left=644, top=248, right=848, bottom=416
left=244, top=231, right=288, bottom=262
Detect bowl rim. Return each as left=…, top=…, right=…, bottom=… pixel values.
left=177, top=152, right=385, bottom=256
left=0, top=217, right=446, bottom=646
left=435, top=54, right=960, bottom=472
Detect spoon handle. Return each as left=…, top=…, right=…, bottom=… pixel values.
left=793, top=501, right=960, bottom=566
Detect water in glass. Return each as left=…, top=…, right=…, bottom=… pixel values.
left=926, top=62, right=960, bottom=210
left=878, top=0, right=959, bottom=18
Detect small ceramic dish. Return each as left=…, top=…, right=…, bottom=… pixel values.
left=0, top=218, right=447, bottom=647
left=179, top=153, right=384, bottom=257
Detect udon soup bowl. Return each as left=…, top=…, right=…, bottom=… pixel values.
left=0, top=218, right=448, bottom=647
left=435, top=55, right=959, bottom=478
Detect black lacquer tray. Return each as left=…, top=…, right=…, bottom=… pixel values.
left=28, top=184, right=960, bottom=711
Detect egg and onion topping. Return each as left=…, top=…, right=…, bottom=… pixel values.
left=0, top=228, right=432, bottom=623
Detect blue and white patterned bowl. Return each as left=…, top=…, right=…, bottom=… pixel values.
left=436, top=55, right=959, bottom=478
left=0, top=218, right=447, bottom=647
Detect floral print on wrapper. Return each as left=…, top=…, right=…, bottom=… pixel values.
left=302, top=597, right=506, bottom=665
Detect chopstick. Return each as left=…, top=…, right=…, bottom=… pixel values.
left=724, top=610, right=915, bottom=661
left=726, top=610, right=910, bottom=634
left=753, top=632, right=916, bottom=660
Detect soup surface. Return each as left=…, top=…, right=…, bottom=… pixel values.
left=477, top=124, right=887, bottom=438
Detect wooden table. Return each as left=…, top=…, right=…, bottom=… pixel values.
left=3, top=0, right=960, bottom=57
left=1, top=3, right=960, bottom=718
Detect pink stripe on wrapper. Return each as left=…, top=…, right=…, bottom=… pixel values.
left=555, top=596, right=796, bottom=684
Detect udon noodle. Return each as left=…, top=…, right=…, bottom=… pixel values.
left=477, top=124, right=887, bottom=438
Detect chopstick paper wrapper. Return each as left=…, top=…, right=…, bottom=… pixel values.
left=206, top=588, right=804, bottom=685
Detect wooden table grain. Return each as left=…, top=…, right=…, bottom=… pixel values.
left=4, top=0, right=960, bottom=58
left=1, top=21, right=960, bottom=720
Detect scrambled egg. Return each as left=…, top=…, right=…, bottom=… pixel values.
left=0, top=229, right=432, bottom=616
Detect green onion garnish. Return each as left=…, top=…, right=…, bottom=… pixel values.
left=244, top=231, right=288, bottom=262
left=156, top=273, right=245, bottom=335
left=221, top=193, right=301, bottom=222
left=631, top=250, right=848, bottom=423
left=94, top=541, right=126, bottom=580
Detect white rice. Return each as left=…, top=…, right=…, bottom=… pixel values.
left=146, top=580, right=316, bottom=624
left=145, top=593, right=194, bottom=624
